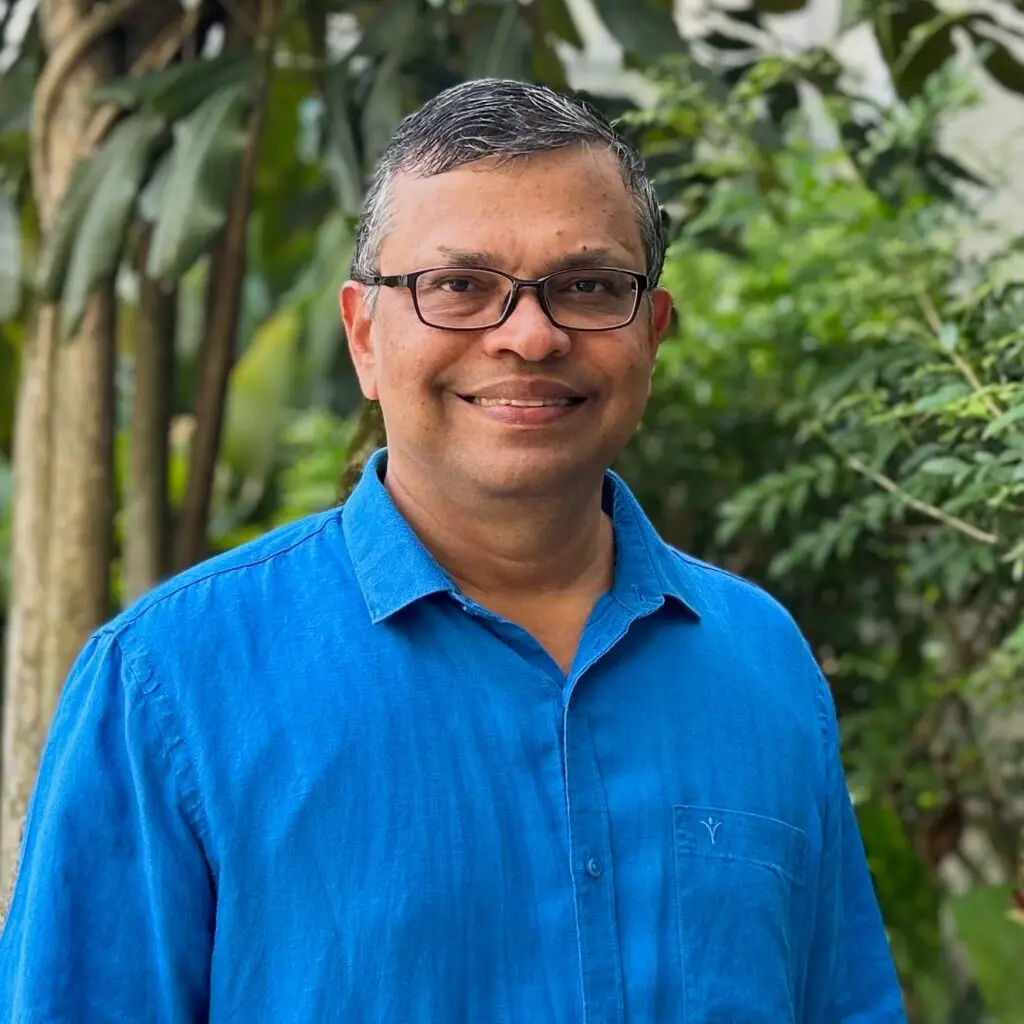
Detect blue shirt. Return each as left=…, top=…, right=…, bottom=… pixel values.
left=1, top=450, right=905, bottom=1023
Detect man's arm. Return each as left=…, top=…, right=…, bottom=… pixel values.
left=804, top=675, right=908, bottom=1023
left=0, top=631, right=214, bottom=1022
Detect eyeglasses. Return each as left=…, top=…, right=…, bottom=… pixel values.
left=357, top=266, right=650, bottom=332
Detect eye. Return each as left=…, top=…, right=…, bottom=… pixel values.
left=438, top=276, right=475, bottom=293
left=571, top=278, right=604, bottom=294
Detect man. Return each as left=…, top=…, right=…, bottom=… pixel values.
left=0, top=79, right=905, bottom=1022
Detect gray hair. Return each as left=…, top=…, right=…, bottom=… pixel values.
left=350, top=78, right=665, bottom=293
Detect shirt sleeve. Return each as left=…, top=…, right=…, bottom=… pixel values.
left=804, top=674, right=909, bottom=1023
left=0, top=630, right=214, bottom=1022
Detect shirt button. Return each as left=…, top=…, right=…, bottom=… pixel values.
left=585, top=856, right=603, bottom=879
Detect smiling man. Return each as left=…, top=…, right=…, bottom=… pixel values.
left=0, top=80, right=906, bottom=1023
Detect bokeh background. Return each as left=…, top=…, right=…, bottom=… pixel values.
left=1, top=0, right=1023, bottom=1018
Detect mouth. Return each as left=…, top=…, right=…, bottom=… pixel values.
left=460, top=396, right=587, bottom=408
left=456, top=392, right=588, bottom=426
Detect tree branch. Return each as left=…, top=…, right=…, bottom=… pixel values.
left=843, top=450, right=1000, bottom=546
left=916, top=291, right=1003, bottom=421
left=31, top=0, right=146, bottom=218
left=83, top=5, right=202, bottom=153
left=173, top=0, right=279, bottom=571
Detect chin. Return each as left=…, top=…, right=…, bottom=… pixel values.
left=458, top=449, right=602, bottom=499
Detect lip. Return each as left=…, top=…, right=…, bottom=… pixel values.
left=460, top=396, right=587, bottom=426
left=459, top=379, right=587, bottom=402
left=454, top=378, right=590, bottom=426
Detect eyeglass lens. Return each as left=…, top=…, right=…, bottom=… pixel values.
left=413, top=269, right=639, bottom=330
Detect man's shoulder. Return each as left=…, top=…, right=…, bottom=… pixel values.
left=667, top=547, right=793, bottom=621
left=106, top=505, right=353, bottom=647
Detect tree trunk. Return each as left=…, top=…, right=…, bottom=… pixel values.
left=124, top=250, right=176, bottom=602
left=173, top=48, right=274, bottom=573
left=0, top=307, right=56, bottom=902
left=0, top=0, right=122, bottom=898
left=41, top=293, right=116, bottom=689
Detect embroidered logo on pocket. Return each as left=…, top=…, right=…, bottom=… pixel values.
left=701, top=816, right=722, bottom=844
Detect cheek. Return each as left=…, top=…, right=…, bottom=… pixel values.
left=373, top=321, right=461, bottom=403
left=595, top=334, right=656, bottom=395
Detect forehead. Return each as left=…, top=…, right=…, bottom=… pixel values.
left=378, top=146, right=644, bottom=272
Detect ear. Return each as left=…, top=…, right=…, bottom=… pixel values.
left=649, top=287, right=674, bottom=350
left=340, top=281, right=380, bottom=401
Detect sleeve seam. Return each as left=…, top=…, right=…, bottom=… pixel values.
left=114, top=636, right=214, bottom=850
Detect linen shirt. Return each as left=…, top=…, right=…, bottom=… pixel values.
left=0, top=449, right=906, bottom=1023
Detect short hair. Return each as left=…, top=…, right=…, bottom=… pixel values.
left=350, top=78, right=665, bottom=288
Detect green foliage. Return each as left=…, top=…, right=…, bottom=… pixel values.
left=145, top=82, right=255, bottom=284
left=0, top=186, right=20, bottom=319
left=60, top=115, right=167, bottom=338
left=613, top=52, right=1024, bottom=1016
left=949, top=884, right=1024, bottom=1021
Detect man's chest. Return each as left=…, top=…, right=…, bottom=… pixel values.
left=194, top=613, right=824, bottom=1022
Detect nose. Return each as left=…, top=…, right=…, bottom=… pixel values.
left=480, top=287, right=572, bottom=362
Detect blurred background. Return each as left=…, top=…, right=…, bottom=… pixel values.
left=1, top=0, right=1023, bottom=1017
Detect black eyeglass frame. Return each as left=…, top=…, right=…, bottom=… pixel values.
left=357, top=266, right=651, bottom=332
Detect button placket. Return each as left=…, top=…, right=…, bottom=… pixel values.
left=564, top=701, right=625, bottom=1024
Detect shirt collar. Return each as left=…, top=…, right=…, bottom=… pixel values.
left=343, top=449, right=702, bottom=624
left=603, top=468, right=702, bottom=620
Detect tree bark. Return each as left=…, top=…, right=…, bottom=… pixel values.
left=41, top=293, right=117, bottom=689
left=0, top=307, right=56, bottom=902
left=0, top=0, right=121, bottom=898
left=124, top=246, right=176, bottom=602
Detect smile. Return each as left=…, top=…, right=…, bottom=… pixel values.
left=467, top=397, right=585, bottom=408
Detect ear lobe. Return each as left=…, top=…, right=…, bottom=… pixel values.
left=650, top=287, right=674, bottom=346
left=341, top=281, right=380, bottom=401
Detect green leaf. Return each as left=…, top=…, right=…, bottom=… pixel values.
left=467, top=4, right=533, bottom=80
left=355, top=0, right=423, bottom=62
left=146, top=81, right=254, bottom=284
left=919, top=456, right=971, bottom=477
left=60, top=114, right=167, bottom=339
left=752, top=0, right=810, bottom=12
left=982, top=402, right=1024, bottom=439
left=534, top=0, right=583, bottom=48
left=889, top=12, right=960, bottom=100
left=222, top=306, right=303, bottom=484
left=0, top=58, right=35, bottom=138
left=89, top=53, right=258, bottom=121
left=361, top=59, right=407, bottom=170
left=911, top=380, right=969, bottom=412
left=290, top=209, right=354, bottom=392
left=972, top=34, right=1024, bottom=95
left=322, top=63, right=364, bottom=216
left=531, top=32, right=571, bottom=91
left=590, top=0, right=686, bottom=60
left=35, top=155, right=109, bottom=300
left=137, top=148, right=173, bottom=224
left=871, top=0, right=937, bottom=69
left=0, top=188, right=21, bottom=319
left=949, top=885, right=1024, bottom=1022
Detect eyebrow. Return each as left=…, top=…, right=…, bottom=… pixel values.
left=433, top=246, right=639, bottom=275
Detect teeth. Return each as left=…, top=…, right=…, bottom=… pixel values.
left=472, top=398, right=576, bottom=407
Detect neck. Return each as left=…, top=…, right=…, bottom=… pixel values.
left=382, top=457, right=614, bottom=602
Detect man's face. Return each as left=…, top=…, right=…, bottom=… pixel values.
left=341, top=145, right=673, bottom=498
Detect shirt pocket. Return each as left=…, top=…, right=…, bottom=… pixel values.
left=673, top=804, right=807, bottom=1023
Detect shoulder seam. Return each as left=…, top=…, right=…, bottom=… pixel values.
left=104, top=509, right=342, bottom=638
left=672, top=549, right=774, bottom=599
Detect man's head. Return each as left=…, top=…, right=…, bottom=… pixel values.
left=341, top=78, right=673, bottom=501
